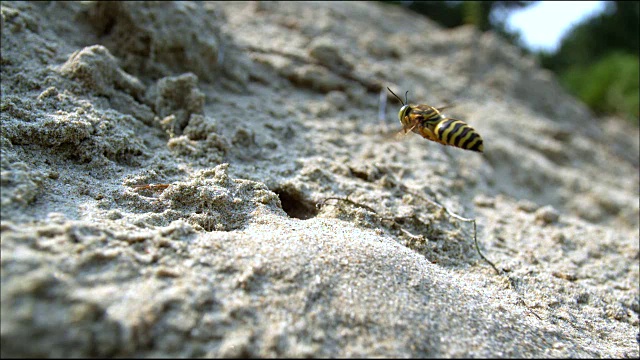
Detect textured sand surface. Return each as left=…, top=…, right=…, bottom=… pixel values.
left=1, top=1, right=638, bottom=357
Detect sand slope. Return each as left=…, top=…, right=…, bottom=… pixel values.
left=1, top=1, right=638, bottom=357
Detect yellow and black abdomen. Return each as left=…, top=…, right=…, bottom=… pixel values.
left=434, top=118, right=484, bottom=153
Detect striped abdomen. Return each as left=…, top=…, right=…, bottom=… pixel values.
left=434, top=118, right=484, bottom=153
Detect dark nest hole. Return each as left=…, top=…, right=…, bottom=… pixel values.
left=272, top=187, right=318, bottom=220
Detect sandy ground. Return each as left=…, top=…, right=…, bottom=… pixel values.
left=1, top=1, right=638, bottom=357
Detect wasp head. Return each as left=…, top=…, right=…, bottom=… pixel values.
left=398, top=105, right=412, bottom=126
left=388, top=87, right=413, bottom=126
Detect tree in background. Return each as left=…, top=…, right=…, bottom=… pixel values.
left=560, top=52, right=639, bottom=120
left=539, top=1, right=639, bottom=121
left=540, top=1, right=639, bottom=71
left=390, top=1, right=639, bottom=122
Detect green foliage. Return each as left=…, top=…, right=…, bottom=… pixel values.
left=538, top=1, right=639, bottom=122
left=542, top=1, right=639, bottom=73
left=462, top=2, right=491, bottom=31
left=561, top=52, right=639, bottom=122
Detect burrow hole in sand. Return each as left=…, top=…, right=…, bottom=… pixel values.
left=272, top=187, right=318, bottom=220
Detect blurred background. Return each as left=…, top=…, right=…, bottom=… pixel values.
left=388, top=1, right=639, bottom=124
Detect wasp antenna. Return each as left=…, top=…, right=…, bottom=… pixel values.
left=387, top=87, right=405, bottom=106
left=404, top=91, right=409, bottom=105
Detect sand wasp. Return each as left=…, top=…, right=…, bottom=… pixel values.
left=387, top=87, right=484, bottom=153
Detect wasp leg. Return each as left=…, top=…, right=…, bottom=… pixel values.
left=395, top=122, right=419, bottom=140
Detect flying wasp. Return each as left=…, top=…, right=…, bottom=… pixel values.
left=387, top=87, right=484, bottom=153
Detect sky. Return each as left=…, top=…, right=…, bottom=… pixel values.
left=505, top=1, right=607, bottom=52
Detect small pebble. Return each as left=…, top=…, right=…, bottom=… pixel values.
left=517, top=199, right=539, bottom=213
left=106, top=210, right=123, bottom=220
left=535, top=205, right=560, bottom=225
